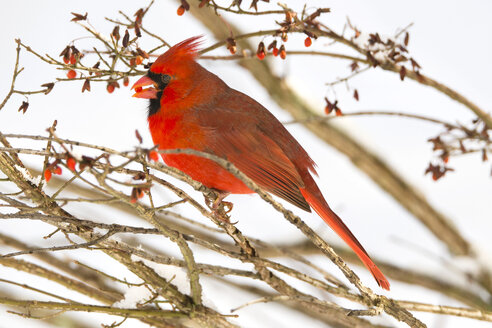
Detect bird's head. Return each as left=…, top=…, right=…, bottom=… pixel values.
left=131, top=36, right=203, bottom=101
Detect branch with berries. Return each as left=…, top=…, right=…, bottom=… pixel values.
left=1, top=1, right=492, bottom=327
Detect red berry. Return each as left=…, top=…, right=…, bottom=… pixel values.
left=123, top=76, right=129, bottom=87
left=304, top=37, right=312, bottom=47
left=63, top=57, right=70, bottom=64
left=279, top=48, right=286, bottom=60
left=272, top=47, right=279, bottom=57
left=67, top=157, right=76, bottom=171
left=54, top=166, right=62, bottom=175
left=44, top=169, right=52, bottom=182
left=107, top=83, right=115, bottom=93
left=67, top=69, right=77, bottom=79
left=177, top=5, right=185, bottom=16
left=129, top=58, right=136, bottom=67
left=134, top=86, right=143, bottom=93
left=70, top=53, right=77, bottom=65
left=335, top=108, right=342, bottom=116
left=256, top=42, right=266, bottom=60
left=226, top=38, right=237, bottom=55
left=137, top=189, right=145, bottom=199
left=135, top=55, right=143, bottom=65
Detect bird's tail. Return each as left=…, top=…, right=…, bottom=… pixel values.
left=300, top=187, right=390, bottom=290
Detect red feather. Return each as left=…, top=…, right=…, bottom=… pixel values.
left=133, top=37, right=390, bottom=290
left=150, top=36, right=203, bottom=74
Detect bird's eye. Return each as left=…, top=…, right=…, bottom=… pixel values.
left=161, top=74, right=171, bottom=85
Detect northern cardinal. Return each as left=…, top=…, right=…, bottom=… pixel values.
left=132, top=36, right=390, bottom=290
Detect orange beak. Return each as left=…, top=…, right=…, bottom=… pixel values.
left=132, top=75, right=158, bottom=99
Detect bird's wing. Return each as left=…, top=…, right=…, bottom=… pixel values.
left=192, top=95, right=311, bottom=212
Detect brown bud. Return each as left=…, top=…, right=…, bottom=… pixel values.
left=399, top=66, right=406, bottom=81
left=350, top=61, right=359, bottom=72
left=135, top=129, right=143, bottom=144
left=134, top=8, right=144, bottom=25
left=70, top=12, right=87, bottom=22
left=59, top=45, right=71, bottom=57
left=135, top=23, right=141, bottom=37
left=111, top=26, right=120, bottom=41
left=410, top=58, right=421, bottom=70
left=136, top=47, right=149, bottom=59
left=41, top=82, right=55, bottom=95
left=123, top=30, right=130, bottom=48
left=130, top=187, right=138, bottom=203
left=82, top=79, right=91, bottom=93
left=18, top=101, right=29, bottom=114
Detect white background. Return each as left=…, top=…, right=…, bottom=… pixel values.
left=0, top=1, right=491, bottom=327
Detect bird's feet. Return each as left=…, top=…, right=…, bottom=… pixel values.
left=204, top=190, right=235, bottom=223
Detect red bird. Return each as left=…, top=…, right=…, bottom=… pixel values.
left=132, top=36, right=390, bottom=290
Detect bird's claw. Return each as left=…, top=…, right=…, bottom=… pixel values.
left=221, top=201, right=233, bottom=214
left=205, top=191, right=234, bottom=223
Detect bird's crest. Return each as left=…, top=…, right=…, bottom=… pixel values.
left=150, top=36, right=203, bottom=73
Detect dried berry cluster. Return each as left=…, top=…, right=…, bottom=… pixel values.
left=29, top=2, right=331, bottom=111
left=20, top=1, right=491, bottom=185
left=426, top=118, right=491, bottom=180
left=253, top=40, right=287, bottom=60
left=52, top=10, right=152, bottom=95
left=350, top=26, right=422, bottom=83
left=324, top=98, right=342, bottom=116
left=43, top=153, right=77, bottom=182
